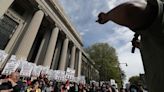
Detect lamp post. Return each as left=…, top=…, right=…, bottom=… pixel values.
left=118, top=63, right=128, bottom=88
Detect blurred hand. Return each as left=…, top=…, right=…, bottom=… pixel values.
left=96, top=12, right=109, bottom=24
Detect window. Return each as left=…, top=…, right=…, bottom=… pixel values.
left=0, top=15, right=18, bottom=50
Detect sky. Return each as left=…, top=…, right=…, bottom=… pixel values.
left=58, top=0, right=145, bottom=83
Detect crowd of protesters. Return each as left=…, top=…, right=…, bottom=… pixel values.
left=0, top=71, right=146, bottom=92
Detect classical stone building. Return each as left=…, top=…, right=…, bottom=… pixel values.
left=0, top=0, right=99, bottom=80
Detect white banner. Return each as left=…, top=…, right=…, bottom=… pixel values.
left=19, top=62, right=34, bottom=77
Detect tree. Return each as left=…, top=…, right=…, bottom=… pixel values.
left=129, top=76, right=140, bottom=85
left=85, top=43, right=124, bottom=87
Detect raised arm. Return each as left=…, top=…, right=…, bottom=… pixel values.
left=97, top=0, right=158, bottom=30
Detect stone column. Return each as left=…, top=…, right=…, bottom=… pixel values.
left=58, top=38, right=69, bottom=70
left=34, top=30, right=50, bottom=65
left=77, top=51, right=82, bottom=77
left=0, top=0, right=14, bottom=18
left=15, top=10, right=44, bottom=60
left=51, top=39, right=62, bottom=69
left=70, top=45, right=76, bottom=69
left=43, top=27, right=59, bottom=68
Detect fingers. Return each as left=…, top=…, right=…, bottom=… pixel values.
left=96, top=12, right=108, bottom=24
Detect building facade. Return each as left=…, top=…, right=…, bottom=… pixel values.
left=0, top=0, right=99, bottom=80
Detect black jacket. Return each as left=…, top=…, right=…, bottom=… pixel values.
left=0, top=81, right=20, bottom=92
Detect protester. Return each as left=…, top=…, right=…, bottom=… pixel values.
left=60, top=83, right=67, bottom=92
left=129, top=84, right=138, bottom=92
left=90, top=82, right=97, bottom=92
left=119, top=88, right=125, bottom=92
left=65, top=80, right=70, bottom=91
left=138, top=85, right=144, bottom=92
left=0, top=72, right=20, bottom=92
left=49, top=80, right=55, bottom=92
left=78, top=83, right=85, bottom=92
left=69, top=82, right=75, bottom=92
left=101, top=83, right=107, bottom=92
left=26, top=79, right=41, bottom=92
left=43, top=78, right=51, bottom=92
left=106, top=85, right=113, bottom=92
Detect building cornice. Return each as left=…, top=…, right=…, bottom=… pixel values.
left=48, top=0, right=83, bottom=46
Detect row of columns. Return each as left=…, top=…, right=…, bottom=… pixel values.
left=15, top=10, right=44, bottom=60
left=0, top=0, right=82, bottom=76
left=10, top=9, right=82, bottom=75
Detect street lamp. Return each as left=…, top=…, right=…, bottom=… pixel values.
left=118, top=63, right=128, bottom=88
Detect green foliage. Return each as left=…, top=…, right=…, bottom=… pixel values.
left=85, top=43, right=124, bottom=87
left=129, top=76, right=140, bottom=85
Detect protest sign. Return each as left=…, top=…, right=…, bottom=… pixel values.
left=0, top=50, right=8, bottom=63
left=47, top=69, right=54, bottom=80
left=31, top=65, right=42, bottom=77
left=40, top=66, right=49, bottom=75
left=66, top=68, right=75, bottom=81
left=55, top=70, right=66, bottom=81
left=19, top=62, right=34, bottom=77
left=17, top=60, right=28, bottom=70
left=1, top=56, right=19, bottom=75
left=79, top=76, right=86, bottom=84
